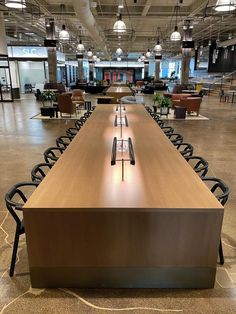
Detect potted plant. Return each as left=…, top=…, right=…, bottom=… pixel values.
left=40, top=91, right=58, bottom=117
left=41, top=90, right=57, bottom=107
left=153, top=92, right=162, bottom=113
left=158, top=95, right=171, bottom=115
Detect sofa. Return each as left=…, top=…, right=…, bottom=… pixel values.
left=44, top=83, right=66, bottom=94
left=177, top=97, right=202, bottom=116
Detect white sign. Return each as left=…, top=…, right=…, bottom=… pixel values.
left=8, top=46, right=65, bottom=62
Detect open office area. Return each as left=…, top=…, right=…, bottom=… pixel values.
left=0, top=0, right=236, bottom=313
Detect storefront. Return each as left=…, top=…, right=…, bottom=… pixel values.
left=8, top=46, right=66, bottom=93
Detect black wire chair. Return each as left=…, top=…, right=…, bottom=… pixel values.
left=174, top=142, right=194, bottom=157
left=185, top=156, right=209, bottom=177
left=156, top=120, right=165, bottom=128
left=56, top=135, right=73, bottom=149
left=31, top=163, right=54, bottom=182
left=167, top=133, right=183, bottom=144
left=44, top=147, right=65, bottom=163
left=202, top=177, right=229, bottom=265
left=5, top=181, right=39, bottom=276
left=66, top=127, right=80, bottom=138
left=161, top=126, right=174, bottom=136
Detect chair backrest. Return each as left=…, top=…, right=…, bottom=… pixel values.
left=44, top=147, right=65, bottom=163
left=168, top=133, right=183, bottom=144
left=31, top=163, right=53, bottom=182
left=172, top=93, right=191, bottom=101
left=66, top=128, right=79, bottom=138
left=5, top=182, right=39, bottom=225
left=202, top=177, right=229, bottom=206
left=56, top=135, right=73, bottom=149
left=58, top=94, right=76, bottom=114
left=174, top=142, right=193, bottom=157
left=181, top=97, right=202, bottom=110
left=161, top=126, right=174, bottom=135
left=72, top=89, right=84, bottom=97
left=185, top=156, right=208, bottom=177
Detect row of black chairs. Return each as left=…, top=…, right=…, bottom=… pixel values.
left=145, top=106, right=229, bottom=265
left=5, top=108, right=95, bottom=277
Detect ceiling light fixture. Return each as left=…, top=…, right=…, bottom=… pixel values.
left=154, top=40, right=162, bottom=52
left=93, top=55, right=97, bottom=61
left=113, top=14, right=126, bottom=33
left=77, top=39, right=84, bottom=51
left=96, top=57, right=101, bottom=62
left=141, top=53, right=145, bottom=61
left=170, top=5, right=181, bottom=41
left=87, top=48, right=93, bottom=57
left=117, top=57, right=122, bottom=61
left=5, top=0, right=26, bottom=9
left=146, top=49, right=151, bottom=58
left=118, top=0, right=124, bottom=9
left=116, top=47, right=123, bottom=55
left=215, top=0, right=236, bottom=12
left=59, top=25, right=70, bottom=40
left=138, top=57, right=141, bottom=62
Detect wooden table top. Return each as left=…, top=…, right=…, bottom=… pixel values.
left=106, top=86, right=132, bottom=93
left=24, top=104, right=222, bottom=211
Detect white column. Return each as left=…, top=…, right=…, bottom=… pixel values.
left=0, top=13, right=8, bottom=55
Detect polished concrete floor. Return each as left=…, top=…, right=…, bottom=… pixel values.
left=1, top=94, right=236, bottom=313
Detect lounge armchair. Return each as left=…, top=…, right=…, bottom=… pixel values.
left=177, top=97, right=202, bottom=116
left=58, top=94, right=77, bottom=117
left=71, top=89, right=85, bottom=110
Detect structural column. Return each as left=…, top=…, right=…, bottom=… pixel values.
left=0, top=13, right=7, bottom=55
left=45, top=18, right=57, bottom=84
left=77, top=54, right=84, bottom=82
left=144, top=61, right=149, bottom=80
left=154, top=55, right=162, bottom=80
left=89, top=60, right=94, bottom=81
left=181, top=20, right=193, bottom=85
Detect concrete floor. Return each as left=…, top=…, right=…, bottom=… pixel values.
left=0, top=94, right=236, bottom=313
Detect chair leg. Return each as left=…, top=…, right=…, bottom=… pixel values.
left=9, top=228, right=20, bottom=276
left=219, top=238, right=224, bottom=265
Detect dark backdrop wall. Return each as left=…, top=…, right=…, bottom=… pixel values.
left=208, top=43, right=236, bottom=73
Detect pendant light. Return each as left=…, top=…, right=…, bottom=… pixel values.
left=59, top=25, right=70, bottom=40
left=96, top=57, right=101, bottom=62
left=146, top=49, right=151, bottom=58
left=117, top=57, right=122, bottom=61
left=5, top=0, right=26, bottom=9
left=87, top=48, right=93, bottom=57
left=170, top=6, right=181, bottom=41
left=116, top=47, right=123, bottom=55
left=113, top=14, right=126, bottom=33
left=77, top=39, right=84, bottom=51
left=93, top=55, right=97, bottom=61
left=154, top=40, right=162, bottom=52
left=138, top=57, right=141, bottom=62
left=215, top=0, right=236, bottom=12
left=140, top=53, right=145, bottom=61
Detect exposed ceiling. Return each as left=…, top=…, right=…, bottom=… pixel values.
left=0, top=0, right=236, bottom=59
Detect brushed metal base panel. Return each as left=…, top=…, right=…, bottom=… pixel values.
left=30, top=267, right=216, bottom=289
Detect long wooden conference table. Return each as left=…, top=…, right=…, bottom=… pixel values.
left=106, top=85, right=133, bottom=99
left=23, top=104, right=223, bottom=288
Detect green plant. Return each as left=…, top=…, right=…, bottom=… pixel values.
left=153, top=92, right=162, bottom=105
left=153, top=93, right=171, bottom=108
left=41, top=90, right=58, bottom=106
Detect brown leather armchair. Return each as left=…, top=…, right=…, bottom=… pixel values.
left=171, top=93, right=192, bottom=108
left=178, top=97, right=202, bottom=116
left=71, top=89, right=85, bottom=110
left=58, top=94, right=77, bottom=117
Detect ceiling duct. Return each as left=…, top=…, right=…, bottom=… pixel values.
left=73, top=0, right=109, bottom=58
left=218, top=38, right=236, bottom=47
